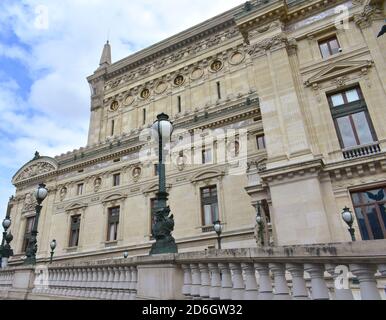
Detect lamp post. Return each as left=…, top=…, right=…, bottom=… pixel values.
left=341, top=207, right=356, bottom=241
left=0, top=216, right=13, bottom=268
left=255, top=202, right=265, bottom=246
left=24, top=183, right=48, bottom=265
left=213, top=220, right=223, bottom=249
left=149, top=113, right=178, bottom=255
left=49, top=239, right=56, bottom=264
left=123, top=251, right=129, bottom=259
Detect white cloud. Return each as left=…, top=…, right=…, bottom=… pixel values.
left=0, top=0, right=246, bottom=215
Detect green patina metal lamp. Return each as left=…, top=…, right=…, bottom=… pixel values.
left=149, top=113, right=178, bottom=255
left=49, top=239, right=56, bottom=264
left=341, top=207, right=356, bottom=241
left=24, top=183, right=48, bottom=265
left=213, top=220, right=223, bottom=249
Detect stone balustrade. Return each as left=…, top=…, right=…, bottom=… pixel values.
left=0, top=241, right=385, bottom=300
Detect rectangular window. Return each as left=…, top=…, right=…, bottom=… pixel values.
left=111, top=119, right=115, bottom=136
left=202, top=148, right=212, bottom=164
left=327, top=86, right=377, bottom=149
left=177, top=96, right=182, bottom=113
left=150, top=198, right=159, bottom=239
left=143, top=109, right=146, bottom=125
left=351, top=187, right=386, bottom=240
left=69, top=215, right=81, bottom=247
left=113, top=173, right=120, bottom=187
left=77, top=183, right=84, bottom=196
left=201, top=186, right=219, bottom=227
left=318, top=36, right=340, bottom=58
left=107, top=207, right=120, bottom=242
left=256, top=135, right=266, bottom=150
left=216, top=82, right=221, bottom=100
left=22, top=216, right=35, bottom=252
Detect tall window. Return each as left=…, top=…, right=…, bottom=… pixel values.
left=22, top=216, right=35, bottom=252
left=107, top=207, right=120, bottom=241
left=150, top=198, right=159, bottom=238
left=216, top=82, right=221, bottom=99
left=201, top=186, right=219, bottom=226
left=351, top=187, right=386, bottom=240
left=318, top=36, right=340, bottom=58
left=177, top=96, right=182, bottom=113
left=113, top=173, right=120, bottom=187
left=256, top=135, right=266, bottom=150
left=77, top=183, right=84, bottom=196
left=143, top=109, right=146, bottom=125
left=202, top=148, right=212, bottom=164
left=69, top=215, right=81, bottom=247
left=327, top=86, right=377, bottom=149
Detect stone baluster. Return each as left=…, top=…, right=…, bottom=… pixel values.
left=117, top=267, right=126, bottom=300
left=85, top=268, right=93, bottom=298
left=198, top=263, right=210, bottom=300
left=349, top=264, right=381, bottom=300
left=218, top=263, right=232, bottom=300
left=208, top=263, right=221, bottom=300
left=88, top=268, right=98, bottom=299
left=130, top=266, right=138, bottom=300
left=229, top=263, right=245, bottom=300
left=51, top=269, right=58, bottom=295
left=79, top=268, right=88, bottom=297
left=73, top=268, right=82, bottom=297
left=254, top=263, right=273, bottom=300
left=325, top=264, right=354, bottom=300
left=57, top=269, right=66, bottom=296
left=65, top=269, right=74, bottom=297
left=124, top=266, right=132, bottom=300
left=304, top=264, right=330, bottom=300
left=45, top=269, right=53, bottom=295
left=181, top=264, right=192, bottom=299
left=286, top=263, right=309, bottom=300
left=190, top=264, right=201, bottom=300
left=269, top=263, right=291, bottom=300
left=94, top=267, right=103, bottom=299
left=105, top=267, right=114, bottom=299
left=111, top=267, right=120, bottom=300
left=241, top=263, right=258, bottom=300
left=100, top=267, right=110, bottom=299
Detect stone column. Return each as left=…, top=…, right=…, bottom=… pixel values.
left=229, top=263, right=245, bottom=300
left=190, top=264, right=201, bottom=300
left=218, top=263, right=232, bottom=300
left=241, top=263, right=258, bottom=300
left=254, top=263, right=273, bottom=300
left=208, top=263, right=221, bottom=300
left=349, top=264, right=381, bottom=300
left=269, top=263, right=291, bottom=300
left=198, top=263, right=210, bottom=300
left=286, top=263, right=309, bottom=300
left=181, top=264, right=192, bottom=299
left=304, top=264, right=330, bottom=300
left=325, top=264, right=354, bottom=300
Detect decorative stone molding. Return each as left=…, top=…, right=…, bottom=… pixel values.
left=247, top=34, right=297, bottom=57
left=354, top=4, right=384, bottom=29
left=13, top=157, right=58, bottom=184
left=101, top=193, right=127, bottom=207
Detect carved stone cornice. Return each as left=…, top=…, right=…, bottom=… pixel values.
left=354, top=3, right=384, bottom=29
left=247, top=34, right=297, bottom=57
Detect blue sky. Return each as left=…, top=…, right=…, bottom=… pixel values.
left=0, top=0, right=245, bottom=216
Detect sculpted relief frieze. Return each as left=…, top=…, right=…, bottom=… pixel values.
left=14, top=160, right=57, bottom=184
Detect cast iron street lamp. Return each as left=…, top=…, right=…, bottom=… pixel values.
left=255, top=202, right=265, bottom=246
left=341, top=207, right=356, bottom=241
left=0, top=197, right=14, bottom=268
left=149, top=113, right=178, bottom=255
left=123, top=251, right=129, bottom=259
left=49, top=239, right=56, bottom=264
left=24, top=183, right=48, bottom=265
left=213, top=220, right=223, bottom=249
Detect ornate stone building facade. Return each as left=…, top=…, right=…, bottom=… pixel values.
left=6, top=0, right=386, bottom=265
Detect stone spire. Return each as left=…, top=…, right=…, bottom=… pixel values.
left=99, top=41, right=111, bottom=68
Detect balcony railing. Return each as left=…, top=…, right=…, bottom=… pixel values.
left=0, top=241, right=385, bottom=300
left=343, top=142, right=381, bottom=159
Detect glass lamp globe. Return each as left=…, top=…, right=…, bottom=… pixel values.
left=34, top=183, right=48, bottom=201
left=50, top=239, right=57, bottom=250
left=256, top=215, right=262, bottom=225
left=341, top=207, right=354, bottom=225
left=2, top=217, right=11, bottom=230
left=123, top=251, right=129, bottom=259
left=213, top=221, right=222, bottom=234
left=5, top=232, right=13, bottom=243
left=152, top=113, right=173, bottom=140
